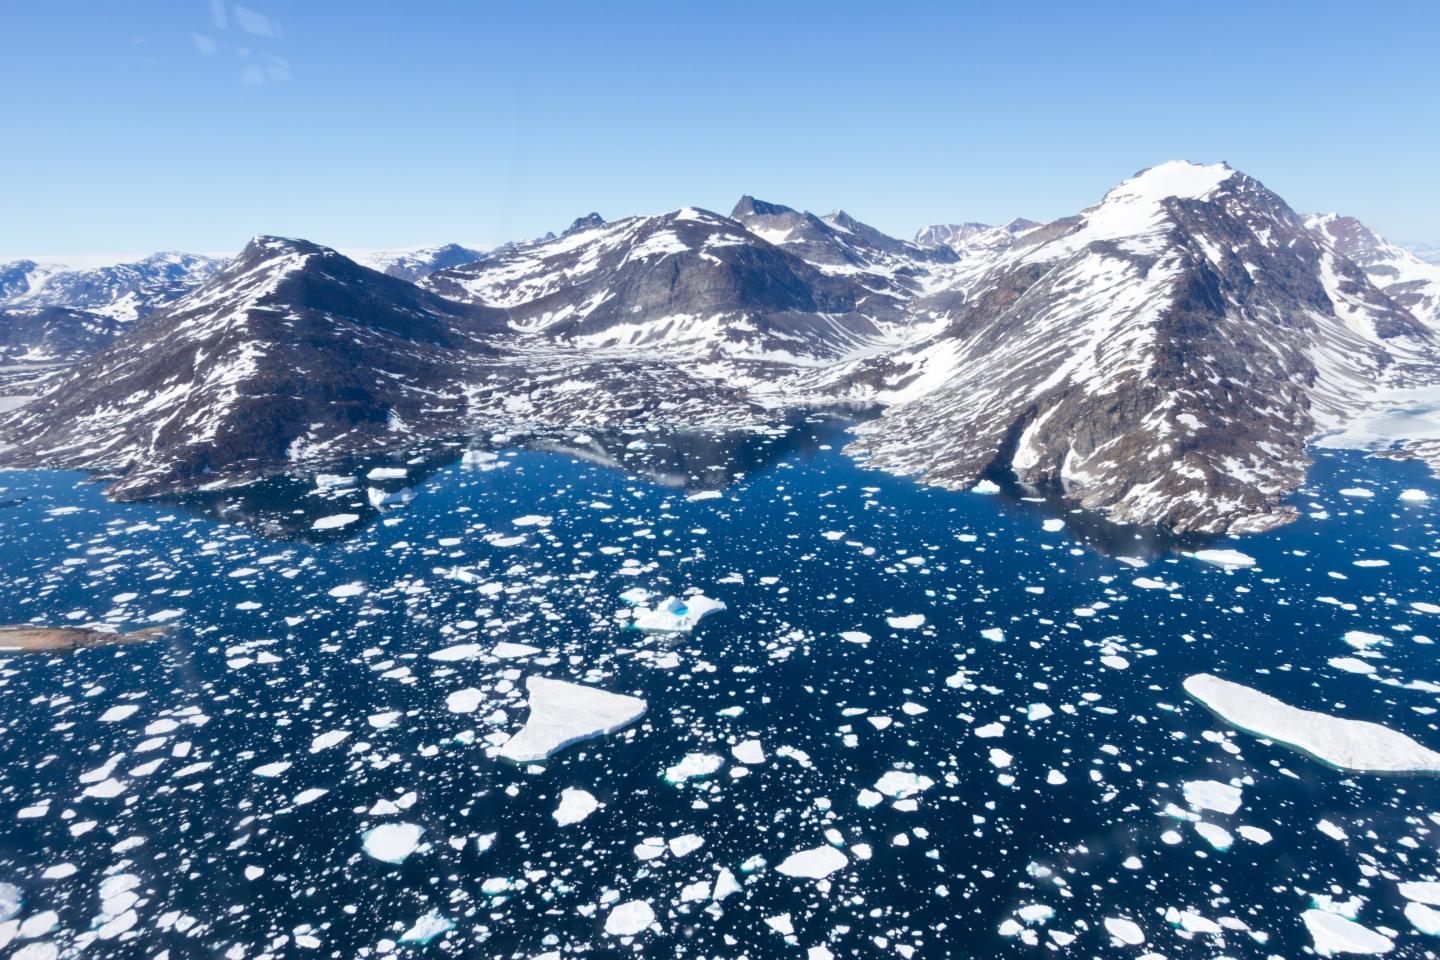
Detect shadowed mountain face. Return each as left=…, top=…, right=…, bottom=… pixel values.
left=0, top=238, right=508, bottom=498
left=3, top=162, right=1438, bottom=537
left=423, top=206, right=898, bottom=362
left=353, top=243, right=487, bottom=282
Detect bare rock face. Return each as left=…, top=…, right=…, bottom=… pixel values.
left=844, top=162, right=1435, bottom=534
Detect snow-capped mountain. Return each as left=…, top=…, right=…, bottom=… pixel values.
left=0, top=252, right=226, bottom=362
left=0, top=252, right=224, bottom=321
left=840, top=162, right=1434, bottom=534
left=3, top=161, right=1436, bottom=535
left=423, top=206, right=898, bottom=362
left=1305, top=213, right=1440, bottom=327
left=0, top=238, right=505, bottom=497
left=351, top=242, right=486, bottom=282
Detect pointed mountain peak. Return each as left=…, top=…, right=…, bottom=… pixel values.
left=564, top=213, right=606, bottom=235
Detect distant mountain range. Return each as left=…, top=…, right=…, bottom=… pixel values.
left=3, top=161, right=1438, bottom=535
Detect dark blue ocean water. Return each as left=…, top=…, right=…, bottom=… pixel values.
left=1, top=419, right=1438, bottom=959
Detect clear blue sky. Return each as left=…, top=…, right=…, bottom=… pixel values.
left=3, top=0, right=1437, bottom=261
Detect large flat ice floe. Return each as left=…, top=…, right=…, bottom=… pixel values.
left=497, top=677, right=647, bottom=762
left=1184, top=673, right=1440, bottom=773
left=1301, top=909, right=1394, bottom=956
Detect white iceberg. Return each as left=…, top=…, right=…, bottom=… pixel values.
left=631, top=594, right=726, bottom=632
left=311, top=513, right=359, bottom=531
left=1184, top=673, right=1440, bottom=773
left=498, top=677, right=646, bottom=762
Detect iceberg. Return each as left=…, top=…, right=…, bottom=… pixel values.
left=498, top=677, right=646, bottom=762
left=1184, top=673, right=1440, bottom=773
left=631, top=594, right=726, bottom=632
left=398, top=911, right=453, bottom=944
left=314, top=473, right=357, bottom=490
left=367, top=486, right=415, bottom=508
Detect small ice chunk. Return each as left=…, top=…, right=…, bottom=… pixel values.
left=446, top=688, right=484, bottom=714
left=887, top=614, right=925, bottom=630
left=1041, top=518, right=1064, bottom=532
left=428, top=643, right=483, bottom=662
left=491, top=642, right=541, bottom=659
left=776, top=845, right=848, bottom=879
left=366, top=466, right=407, bottom=480
left=498, top=677, right=646, bottom=762
left=971, top=479, right=1000, bottom=494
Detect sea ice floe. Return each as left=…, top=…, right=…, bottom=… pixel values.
left=665, top=753, right=724, bottom=784
left=1398, top=881, right=1440, bottom=906
left=497, top=677, right=646, bottom=762
left=1103, top=916, right=1146, bottom=945
left=491, top=642, right=541, bottom=659
left=1192, top=548, right=1256, bottom=568
left=398, top=911, right=453, bottom=945
left=428, top=642, right=483, bottom=661
left=446, top=688, right=484, bottom=714
left=309, top=730, right=350, bottom=753
left=361, top=822, right=424, bottom=863
left=776, top=844, right=848, bottom=879
left=631, top=594, right=727, bottom=632
left=311, top=513, right=359, bottom=531
left=553, top=787, right=598, bottom=826
left=1301, top=909, right=1393, bottom=956
left=887, top=614, right=925, bottom=630
left=1184, top=673, right=1440, bottom=773
left=873, top=770, right=934, bottom=799
left=1183, top=779, right=1242, bottom=815
left=604, top=900, right=655, bottom=937
left=732, top=739, right=766, bottom=765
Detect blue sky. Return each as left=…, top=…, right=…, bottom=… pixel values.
left=3, top=0, right=1437, bottom=261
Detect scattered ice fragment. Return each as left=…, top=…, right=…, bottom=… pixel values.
left=1400, top=488, right=1429, bottom=502
left=498, top=677, right=646, bottom=762
left=732, top=739, right=766, bottom=765
left=1184, top=673, right=1440, bottom=773
left=327, top=583, right=365, bottom=598
left=874, top=770, right=934, bottom=799
left=887, top=614, right=925, bottom=629
left=1041, top=518, right=1064, bottom=532
left=491, top=642, right=541, bottom=659
left=446, top=688, right=484, bottom=714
